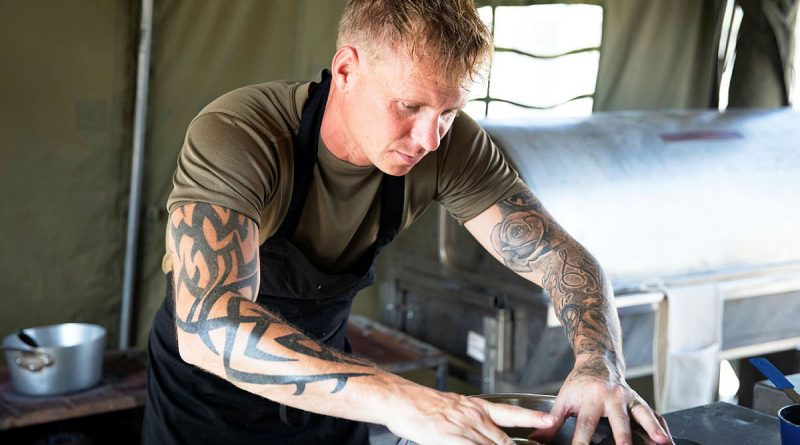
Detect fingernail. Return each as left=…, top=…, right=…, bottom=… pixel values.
left=542, top=414, right=556, bottom=424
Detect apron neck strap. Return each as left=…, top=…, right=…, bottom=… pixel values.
left=275, top=70, right=331, bottom=239
left=276, top=69, right=405, bottom=260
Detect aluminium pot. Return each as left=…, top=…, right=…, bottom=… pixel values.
left=2, top=323, right=106, bottom=396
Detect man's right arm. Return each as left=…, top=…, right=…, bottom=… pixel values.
left=168, top=201, right=387, bottom=418
left=168, top=201, right=555, bottom=445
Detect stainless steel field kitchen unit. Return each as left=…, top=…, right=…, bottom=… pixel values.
left=378, top=108, right=800, bottom=412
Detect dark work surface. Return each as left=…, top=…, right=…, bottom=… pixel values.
left=0, top=407, right=142, bottom=445
left=664, top=402, right=780, bottom=445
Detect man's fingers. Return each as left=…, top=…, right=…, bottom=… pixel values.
left=528, top=398, right=568, bottom=442
left=656, top=412, right=675, bottom=444
left=479, top=401, right=555, bottom=444
left=571, top=399, right=602, bottom=445
left=606, top=400, right=632, bottom=445
left=483, top=401, right=556, bottom=428
left=403, top=409, right=511, bottom=445
left=629, top=400, right=673, bottom=444
left=454, top=427, right=509, bottom=445
left=463, top=405, right=516, bottom=445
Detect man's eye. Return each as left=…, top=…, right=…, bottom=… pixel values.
left=401, top=102, right=420, bottom=111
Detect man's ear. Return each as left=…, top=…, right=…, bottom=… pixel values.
left=330, top=46, right=360, bottom=93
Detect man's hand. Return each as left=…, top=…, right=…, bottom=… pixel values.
left=386, top=384, right=556, bottom=445
left=530, top=355, right=673, bottom=445
left=168, top=202, right=554, bottom=442
left=465, top=189, right=674, bottom=444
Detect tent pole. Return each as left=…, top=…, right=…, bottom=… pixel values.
left=120, top=0, right=154, bottom=350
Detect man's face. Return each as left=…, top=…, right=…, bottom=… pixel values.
left=338, top=47, right=470, bottom=176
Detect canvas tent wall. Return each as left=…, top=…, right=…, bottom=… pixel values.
left=0, top=0, right=795, bottom=349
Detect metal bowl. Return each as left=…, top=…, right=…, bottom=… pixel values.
left=470, top=393, right=650, bottom=445
left=2, top=323, right=106, bottom=396
left=470, top=393, right=572, bottom=445
left=398, top=393, right=662, bottom=444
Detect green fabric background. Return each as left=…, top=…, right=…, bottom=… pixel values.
left=0, top=0, right=794, bottom=349
left=133, top=0, right=348, bottom=346
left=0, top=0, right=137, bottom=346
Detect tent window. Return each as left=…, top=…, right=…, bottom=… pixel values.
left=465, top=4, right=603, bottom=120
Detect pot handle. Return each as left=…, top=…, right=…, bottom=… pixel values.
left=1, top=347, right=55, bottom=372
left=17, top=329, right=39, bottom=348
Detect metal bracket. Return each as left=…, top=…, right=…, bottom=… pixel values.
left=482, top=307, right=514, bottom=393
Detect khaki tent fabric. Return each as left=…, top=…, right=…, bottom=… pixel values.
left=0, top=0, right=136, bottom=345
left=593, top=0, right=723, bottom=111
left=0, top=0, right=795, bottom=349
left=729, top=0, right=798, bottom=107
left=132, top=0, right=347, bottom=346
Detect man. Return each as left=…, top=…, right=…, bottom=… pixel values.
left=143, top=1, right=673, bottom=444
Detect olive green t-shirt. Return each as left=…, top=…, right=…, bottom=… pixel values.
left=164, top=73, right=526, bottom=273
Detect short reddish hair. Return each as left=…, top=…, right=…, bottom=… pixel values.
left=337, top=0, right=493, bottom=87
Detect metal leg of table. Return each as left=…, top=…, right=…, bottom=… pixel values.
left=435, top=362, right=448, bottom=391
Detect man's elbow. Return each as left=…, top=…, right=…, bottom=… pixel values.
left=176, top=330, right=205, bottom=368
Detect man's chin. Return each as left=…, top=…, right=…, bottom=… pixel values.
left=377, top=162, right=414, bottom=176
left=384, top=169, right=411, bottom=177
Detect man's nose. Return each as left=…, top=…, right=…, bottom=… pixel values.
left=411, top=114, right=443, bottom=153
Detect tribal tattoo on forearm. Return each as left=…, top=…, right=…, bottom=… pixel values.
left=169, top=203, right=372, bottom=395
left=490, top=191, right=624, bottom=379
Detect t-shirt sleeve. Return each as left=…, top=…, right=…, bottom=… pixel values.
left=435, top=112, right=527, bottom=224
left=166, top=111, right=282, bottom=225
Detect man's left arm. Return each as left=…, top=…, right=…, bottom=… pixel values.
left=465, top=189, right=673, bottom=445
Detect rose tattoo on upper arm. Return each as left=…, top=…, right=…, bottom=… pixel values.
left=491, top=211, right=547, bottom=272
left=490, top=191, right=564, bottom=273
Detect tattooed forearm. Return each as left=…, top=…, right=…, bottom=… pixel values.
left=567, top=354, right=622, bottom=384
left=490, top=191, right=567, bottom=272
left=543, top=247, right=614, bottom=356
left=490, top=191, right=624, bottom=374
left=169, top=203, right=373, bottom=396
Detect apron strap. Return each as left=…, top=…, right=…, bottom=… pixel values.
left=274, top=70, right=331, bottom=239
left=375, top=173, right=404, bottom=252
left=274, top=69, right=405, bottom=266
left=279, top=404, right=311, bottom=429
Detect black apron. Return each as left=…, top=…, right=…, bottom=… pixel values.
left=142, top=70, right=405, bottom=445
